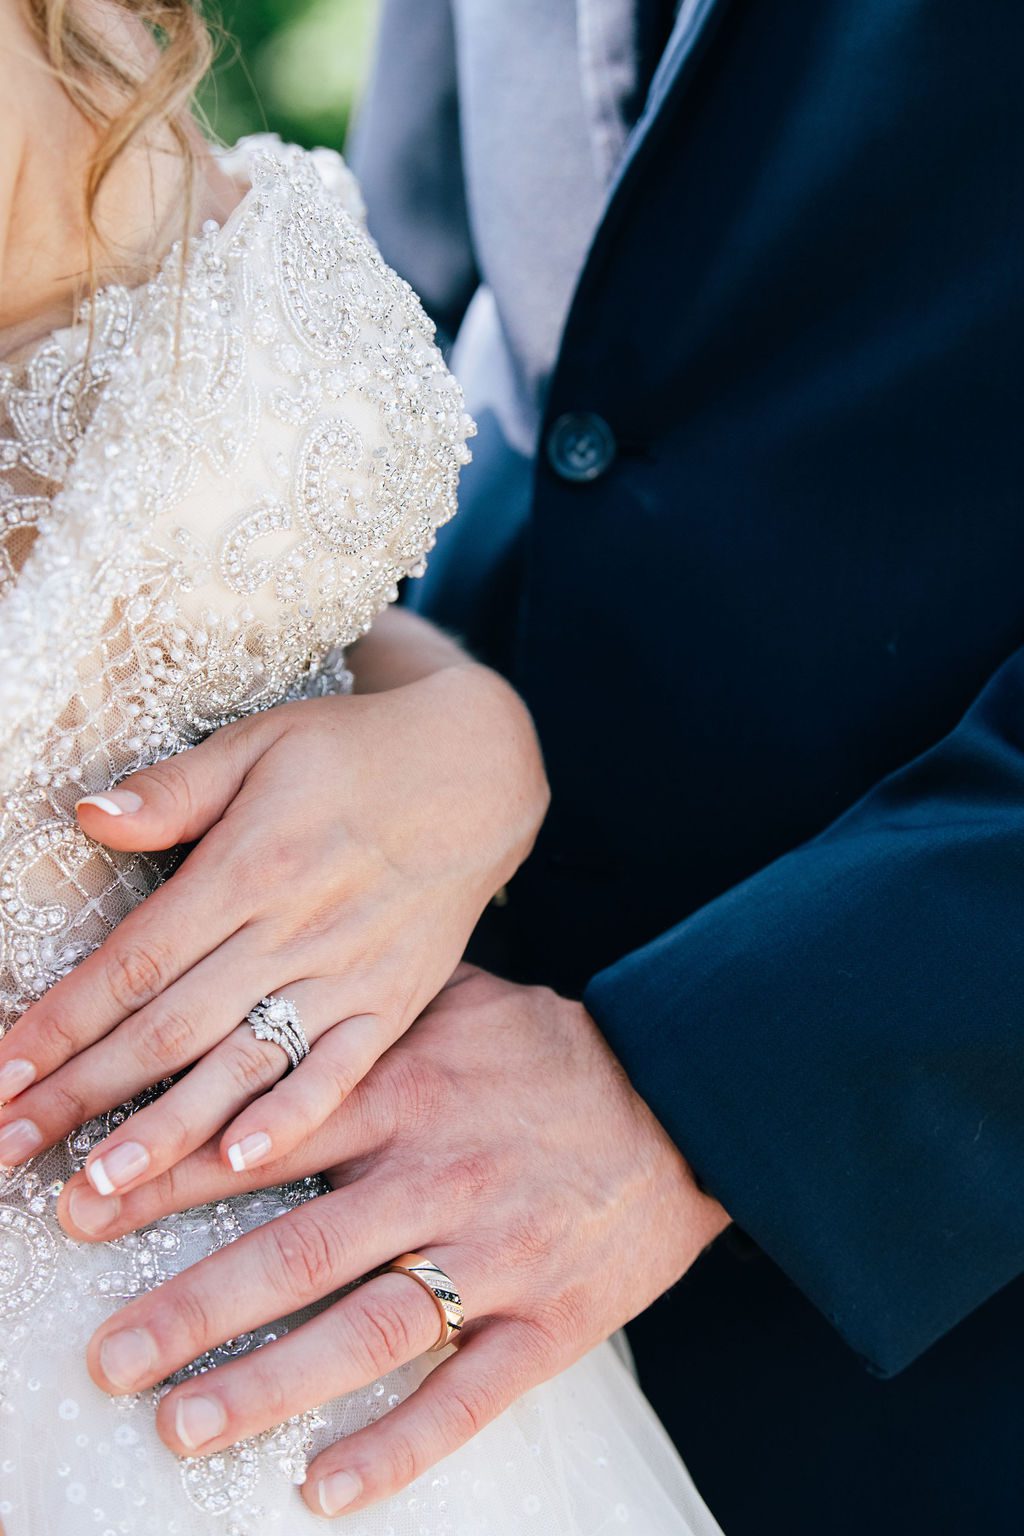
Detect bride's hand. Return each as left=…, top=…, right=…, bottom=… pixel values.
left=0, top=611, right=548, bottom=1194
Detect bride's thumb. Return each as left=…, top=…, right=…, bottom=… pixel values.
left=74, top=717, right=269, bottom=851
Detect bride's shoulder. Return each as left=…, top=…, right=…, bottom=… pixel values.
left=0, top=3, right=39, bottom=289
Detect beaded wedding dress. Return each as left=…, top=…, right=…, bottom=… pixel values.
left=0, top=137, right=722, bottom=1536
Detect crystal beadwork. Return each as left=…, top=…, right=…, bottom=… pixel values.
left=0, top=133, right=472, bottom=1530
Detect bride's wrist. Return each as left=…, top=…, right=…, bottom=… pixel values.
left=398, top=661, right=551, bottom=879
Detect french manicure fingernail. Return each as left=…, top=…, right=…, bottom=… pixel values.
left=68, top=1184, right=120, bottom=1237
left=226, top=1132, right=272, bottom=1172
left=318, top=1471, right=363, bottom=1516
left=175, top=1393, right=227, bottom=1450
left=0, top=1059, right=36, bottom=1102
left=77, top=791, right=144, bottom=817
left=99, top=1327, right=157, bottom=1391
left=0, top=1118, right=43, bottom=1166
left=88, top=1141, right=150, bottom=1195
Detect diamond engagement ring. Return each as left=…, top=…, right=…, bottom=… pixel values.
left=385, top=1252, right=465, bottom=1351
left=246, top=995, right=311, bottom=1071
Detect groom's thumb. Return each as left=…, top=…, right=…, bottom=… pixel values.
left=75, top=716, right=270, bottom=851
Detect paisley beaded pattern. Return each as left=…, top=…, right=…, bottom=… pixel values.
left=0, top=136, right=474, bottom=1532
left=0, top=136, right=710, bottom=1536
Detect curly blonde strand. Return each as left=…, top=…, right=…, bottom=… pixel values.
left=22, top=1, right=214, bottom=256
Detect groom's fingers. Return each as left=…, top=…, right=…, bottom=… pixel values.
left=302, top=1323, right=536, bottom=1519
left=154, top=1263, right=468, bottom=1457
left=85, top=1175, right=420, bottom=1394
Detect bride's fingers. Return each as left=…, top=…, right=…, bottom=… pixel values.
left=74, top=711, right=274, bottom=853
left=0, top=933, right=276, bottom=1165
left=154, top=1259, right=473, bottom=1457
left=302, top=1323, right=535, bottom=1518
left=80, top=1026, right=286, bottom=1197
left=0, top=832, right=245, bottom=1096
left=59, top=1094, right=374, bottom=1241
left=219, top=1011, right=395, bottom=1173
left=78, top=978, right=359, bottom=1197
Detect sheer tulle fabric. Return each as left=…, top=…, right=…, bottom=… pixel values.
left=0, top=137, right=721, bottom=1535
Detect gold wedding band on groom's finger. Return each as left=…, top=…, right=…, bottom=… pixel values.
left=386, top=1252, right=465, bottom=1350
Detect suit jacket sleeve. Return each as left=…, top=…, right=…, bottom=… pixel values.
left=348, top=0, right=479, bottom=348
left=585, top=642, right=1024, bottom=1376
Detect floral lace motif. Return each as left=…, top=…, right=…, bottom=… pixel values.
left=0, top=135, right=473, bottom=1532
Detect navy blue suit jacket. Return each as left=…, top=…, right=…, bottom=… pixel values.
left=354, top=2, right=1024, bottom=1529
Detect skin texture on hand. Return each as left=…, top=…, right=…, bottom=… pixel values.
left=0, top=612, right=549, bottom=1198
left=59, top=966, right=729, bottom=1520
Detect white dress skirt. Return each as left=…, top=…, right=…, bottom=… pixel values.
left=0, top=136, right=723, bottom=1536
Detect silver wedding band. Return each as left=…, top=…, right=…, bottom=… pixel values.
left=246, top=995, right=311, bottom=1071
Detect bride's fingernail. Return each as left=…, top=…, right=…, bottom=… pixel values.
left=100, top=1327, right=156, bottom=1392
left=0, top=1059, right=36, bottom=1102
left=226, top=1132, right=272, bottom=1172
left=68, top=1184, right=120, bottom=1237
left=88, top=1141, right=150, bottom=1195
left=77, top=791, right=144, bottom=817
left=175, top=1393, right=227, bottom=1450
left=0, top=1118, right=43, bottom=1166
left=318, top=1470, right=362, bottom=1516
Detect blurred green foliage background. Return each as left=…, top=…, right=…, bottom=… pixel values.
left=201, top=1, right=380, bottom=153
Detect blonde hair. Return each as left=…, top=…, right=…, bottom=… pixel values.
left=22, top=0, right=213, bottom=278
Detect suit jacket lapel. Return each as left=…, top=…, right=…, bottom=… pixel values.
left=611, top=0, right=727, bottom=197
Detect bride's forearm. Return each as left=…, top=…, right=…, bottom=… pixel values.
left=348, top=603, right=550, bottom=875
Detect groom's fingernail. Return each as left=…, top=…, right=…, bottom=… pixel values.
left=88, top=1141, right=150, bottom=1195
left=99, top=1327, right=157, bottom=1391
left=0, top=1117, right=43, bottom=1166
left=226, top=1132, right=273, bottom=1172
left=77, top=791, right=144, bottom=817
left=0, top=1059, right=36, bottom=1102
left=68, top=1184, right=120, bottom=1237
left=317, top=1470, right=362, bottom=1515
left=175, top=1393, right=227, bottom=1450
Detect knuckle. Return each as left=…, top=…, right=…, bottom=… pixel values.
left=46, top=1076, right=90, bottom=1128
left=146, top=755, right=195, bottom=826
left=105, top=938, right=177, bottom=1015
left=435, top=1378, right=498, bottom=1442
left=144, top=1100, right=193, bottom=1162
left=531, top=1285, right=589, bottom=1352
left=376, top=1430, right=421, bottom=1495
left=243, top=1357, right=291, bottom=1425
left=349, top=1292, right=415, bottom=1376
left=259, top=1212, right=342, bottom=1302
left=441, top=1149, right=497, bottom=1208
left=225, top=1037, right=282, bottom=1100
left=162, top=1282, right=213, bottom=1357
left=382, top=1054, right=451, bottom=1134
left=33, top=1012, right=78, bottom=1065
left=502, top=1208, right=566, bottom=1272
left=131, top=1006, right=197, bottom=1074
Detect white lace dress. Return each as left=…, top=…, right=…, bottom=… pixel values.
left=0, top=137, right=722, bottom=1536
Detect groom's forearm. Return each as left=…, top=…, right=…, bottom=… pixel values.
left=348, top=606, right=477, bottom=691
left=587, top=640, right=1024, bottom=1376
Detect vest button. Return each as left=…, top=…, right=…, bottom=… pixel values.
left=546, top=412, right=617, bottom=482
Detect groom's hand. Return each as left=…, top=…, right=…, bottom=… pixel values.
left=59, top=966, right=729, bottom=1519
